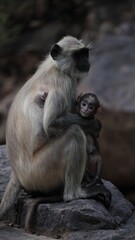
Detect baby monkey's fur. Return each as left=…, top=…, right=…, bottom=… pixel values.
left=76, top=93, right=103, bottom=186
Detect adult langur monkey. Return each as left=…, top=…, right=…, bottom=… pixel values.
left=0, top=36, right=111, bottom=225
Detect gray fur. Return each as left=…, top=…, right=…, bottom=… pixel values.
left=0, top=36, right=90, bottom=218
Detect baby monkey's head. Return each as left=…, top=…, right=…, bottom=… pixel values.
left=77, top=93, right=101, bottom=118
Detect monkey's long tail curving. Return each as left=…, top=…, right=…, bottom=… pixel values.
left=0, top=172, right=21, bottom=220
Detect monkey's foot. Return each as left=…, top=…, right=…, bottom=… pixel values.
left=82, top=170, right=103, bottom=188
left=85, top=184, right=112, bottom=208
left=84, top=178, right=103, bottom=188
left=64, top=187, right=87, bottom=202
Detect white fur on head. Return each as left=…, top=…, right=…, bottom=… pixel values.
left=57, top=36, right=85, bottom=51
left=52, top=36, right=88, bottom=80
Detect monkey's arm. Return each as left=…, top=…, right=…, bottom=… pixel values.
left=51, top=112, right=102, bottom=138
left=43, top=89, right=68, bottom=136
left=43, top=89, right=101, bottom=137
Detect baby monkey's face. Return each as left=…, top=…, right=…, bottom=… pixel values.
left=80, top=97, right=96, bottom=118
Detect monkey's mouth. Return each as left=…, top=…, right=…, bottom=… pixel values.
left=80, top=111, right=90, bottom=117
left=77, top=63, right=90, bottom=72
left=80, top=63, right=90, bottom=72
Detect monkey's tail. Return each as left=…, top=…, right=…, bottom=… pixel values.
left=0, top=172, right=21, bottom=220
left=25, top=196, right=63, bottom=233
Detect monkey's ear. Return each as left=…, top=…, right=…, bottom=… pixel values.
left=97, top=103, right=102, bottom=113
left=50, top=44, right=62, bottom=60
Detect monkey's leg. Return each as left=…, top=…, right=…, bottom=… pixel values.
left=0, top=172, right=21, bottom=219
left=23, top=124, right=87, bottom=202
left=82, top=169, right=103, bottom=188
left=63, top=125, right=87, bottom=201
left=85, top=184, right=112, bottom=208
left=85, top=154, right=103, bottom=188
left=24, top=125, right=87, bottom=232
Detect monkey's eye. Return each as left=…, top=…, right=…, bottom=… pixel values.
left=89, top=104, right=94, bottom=110
left=81, top=101, right=87, bottom=107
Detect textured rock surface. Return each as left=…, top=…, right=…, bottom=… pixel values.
left=0, top=145, right=11, bottom=197
left=0, top=223, right=54, bottom=240
left=64, top=212, right=135, bottom=240
left=0, top=145, right=135, bottom=239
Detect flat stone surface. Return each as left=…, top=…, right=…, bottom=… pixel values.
left=0, top=223, right=55, bottom=240
left=64, top=230, right=122, bottom=240
left=64, top=212, right=135, bottom=240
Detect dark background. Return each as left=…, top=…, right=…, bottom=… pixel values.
left=0, top=0, right=135, bottom=202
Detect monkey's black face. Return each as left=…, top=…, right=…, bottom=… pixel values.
left=73, top=48, right=90, bottom=72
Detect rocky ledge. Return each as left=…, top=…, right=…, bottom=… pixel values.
left=0, top=145, right=135, bottom=240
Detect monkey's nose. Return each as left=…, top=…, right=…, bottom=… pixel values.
left=84, top=106, right=89, bottom=112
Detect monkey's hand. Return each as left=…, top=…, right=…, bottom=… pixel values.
left=85, top=184, right=112, bottom=208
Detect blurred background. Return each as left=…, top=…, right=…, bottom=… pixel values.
left=0, top=0, right=135, bottom=203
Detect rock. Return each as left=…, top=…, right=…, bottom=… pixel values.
left=64, top=230, right=121, bottom=240
left=0, top=145, right=11, bottom=196
left=21, top=198, right=116, bottom=235
left=104, top=181, right=134, bottom=225
left=0, top=222, right=54, bottom=240
left=63, top=212, right=135, bottom=240
left=0, top=145, right=134, bottom=239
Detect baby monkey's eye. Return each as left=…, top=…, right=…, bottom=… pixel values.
left=89, top=104, right=94, bottom=110
left=81, top=102, right=87, bottom=107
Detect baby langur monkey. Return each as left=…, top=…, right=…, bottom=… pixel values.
left=76, top=93, right=103, bottom=186
left=38, top=91, right=103, bottom=186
